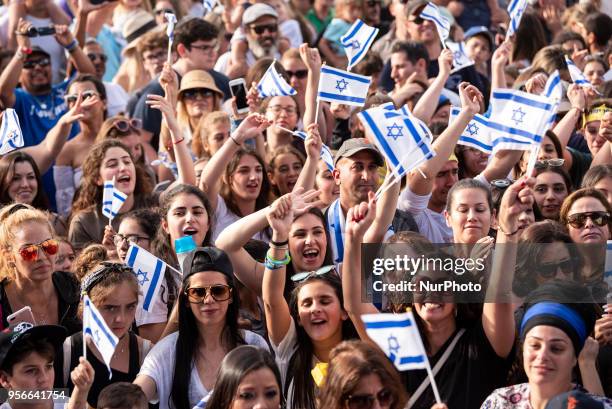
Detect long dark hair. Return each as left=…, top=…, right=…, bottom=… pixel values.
left=286, top=273, right=358, bottom=409
left=0, top=151, right=49, bottom=209
left=170, top=271, right=245, bottom=409
left=206, top=345, right=283, bottom=409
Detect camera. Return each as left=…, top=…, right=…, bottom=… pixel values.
left=24, top=26, right=56, bottom=37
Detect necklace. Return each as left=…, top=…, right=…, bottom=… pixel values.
left=10, top=285, right=55, bottom=325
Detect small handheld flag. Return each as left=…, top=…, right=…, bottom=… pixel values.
left=564, top=56, right=598, bottom=92
left=165, top=13, right=177, bottom=63
left=543, top=69, right=563, bottom=100
left=202, top=0, right=217, bottom=16
left=102, top=177, right=127, bottom=223
left=317, top=65, right=371, bottom=107
left=449, top=106, right=494, bottom=154
left=83, top=296, right=118, bottom=378
left=445, top=41, right=474, bottom=74
left=292, top=130, right=335, bottom=171
left=362, top=311, right=442, bottom=404
left=0, top=108, right=24, bottom=155
left=257, top=61, right=297, bottom=98
left=420, top=2, right=450, bottom=48
left=126, top=243, right=167, bottom=312
left=506, top=0, right=528, bottom=37
left=340, top=19, right=379, bottom=71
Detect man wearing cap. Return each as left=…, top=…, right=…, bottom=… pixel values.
left=0, top=323, right=94, bottom=409
left=464, top=26, right=493, bottom=78
left=327, top=138, right=417, bottom=265
left=214, top=4, right=282, bottom=79
left=133, top=18, right=231, bottom=151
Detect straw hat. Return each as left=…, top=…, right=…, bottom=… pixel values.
left=178, top=70, right=224, bottom=98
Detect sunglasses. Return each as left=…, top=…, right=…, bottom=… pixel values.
left=408, top=16, right=424, bottom=25
left=537, top=258, right=574, bottom=279
left=113, top=234, right=150, bottom=247
left=87, top=53, right=107, bottom=62
left=154, top=7, right=174, bottom=15
left=346, top=389, right=394, bottom=409
left=143, top=50, right=166, bottom=61
left=112, top=118, right=142, bottom=133
left=23, top=58, right=50, bottom=69
left=185, top=285, right=232, bottom=303
left=18, top=239, right=59, bottom=262
left=534, top=158, right=565, bottom=168
left=249, top=23, right=278, bottom=35
left=566, top=211, right=610, bottom=229
left=490, top=179, right=511, bottom=189
left=182, top=88, right=216, bottom=100
left=64, top=90, right=98, bottom=104
left=291, top=265, right=335, bottom=282
left=285, top=69, right=308, bottom=79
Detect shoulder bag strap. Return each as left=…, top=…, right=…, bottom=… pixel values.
left=406, top=328, right=466, bottom=408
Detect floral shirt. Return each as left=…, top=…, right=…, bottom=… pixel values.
left=481, top=383, right=612, bottom=409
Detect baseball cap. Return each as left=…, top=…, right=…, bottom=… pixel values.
left=178, top=70, right=224, bottom=99
left=29, top=46, right=50, bottom=58
left=464, top=26, right=494, bottom=51
left=405, top=0, right=428, bottom=17
left=545, top=391, right=604, bottom=409
left=334, top=138, right=384, bottom=167
left=0, top=323, right=67, bottom=369
left=242, top=4, right=278, bottom=26
left=182, top=247, right=234, bottom=283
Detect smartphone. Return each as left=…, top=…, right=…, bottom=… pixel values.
left=7, top=306, right=36, bottom=330
left=229, top=78, right=249, bottom=115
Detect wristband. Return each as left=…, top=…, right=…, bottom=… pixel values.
left=264, top=250, right=291, bottom=270
left=172, top=136, right=185, bottom=145
left=65, top=39, right=78, bottom=53
left=230, top=135, right=240, bottom=146
left=15, top=47, right=31, bottom=61
left=498, top=224, right=519, bottom=236
left=271, top=239, right=288, bottom=247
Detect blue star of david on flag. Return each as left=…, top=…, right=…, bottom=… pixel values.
left=348, top=40, right=360, bottom=49
left=467, top=123, right=479, bottom=136
left=340, top=19, right=379, bottom=70
left=511, top=107, right=526, bottom=125
left=336, top=79, right=348, bottom=93
left=386, top=123, right=403, bottom=141
left=136, top=269, right=149, bottom=286
left=126, top=244, right=167, bottom=312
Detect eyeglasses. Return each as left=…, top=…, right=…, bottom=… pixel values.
left=408, top=16, right=424, bottom=25
left=64, top=90, right=99, bottom=104
left=113, top=234, right=150, bottom=247
left=143, top=50, right=166, bottom=61
left=87, top=53, right=107, bottom=62
left=285, top=69, right=308, bottom=79
left=182, top=88, right=216, bottom=100
left=534, top=158, right=565, bottom=168
left=112, top=118, right=142, bottom=133
left=346, top=389, right=394, bottom=409
left=291, top=265, right=335, bottom=282
left=185, top=285, right=232, bottom=303
left=566, top=211, right=610, bottom=229
left=267, top=105, right=297, bottom=115
left=537, top=258, right=574, bottom=279
left=189, top=43, right=219, bottom=54
left=154, top=7, right=174, bottom=15
left=18, top=239, right=59, bottom=262
left=490, top=179, right=511, bottom=189
left=249, top=23, right=278, bottom=35
left=23, top=58, right=50, bottom=69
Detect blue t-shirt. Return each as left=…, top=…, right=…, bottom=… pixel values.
left=13, top=78, right=79, bottom=211
left=323, top=18, right=352, bottom=55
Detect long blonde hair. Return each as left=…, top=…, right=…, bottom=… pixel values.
left=0, top=207, right=55, bottom=281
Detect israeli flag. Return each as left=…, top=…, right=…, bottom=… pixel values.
left=507, top=0, right=528, bottom=37
left=362, top=311, right=428, bottom=371
left=564, top=56, right=595, bottom=89
left=203, top=0, right=217, bottom=15
left=340, top=19, right=379, bottom=71
left=0, top=108, right=24, bottom=155
left=446, top=41, right=474, bottom=74
left=165, top=13, right=177, bottom=41
left=488, top=89, right=556, bottom=152
left=193, top=392, right=213, bottom=409
left=543, top=70, right=563, bottom=100
left=101, top=177, right=127, bottom=220
left=420, top=2, right=450, bottom=43
left=449, top=106, right=494, bottom=154
left=126, top=244, right=166, bottom=312
left=293, top=131, right=335, bottom=171
left=83, top=296, right=118, bottom=377
left=357, top=106, right=435, bottom=179
left=317, top=65, right=371, bottom=107
left=257, top=61, right=297, bottom=98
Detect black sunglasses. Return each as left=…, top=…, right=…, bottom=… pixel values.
left=23, top=58, right=50, bottom=69
left=566, top=211, right=610, bottom=229
left=155, top=7, right=174, bottom=15
left=87, top=53, right=107, bottom=62
left=285, top=69, right=308, bottom=79
left=409, top=16, right=425, bottom=25
left=346, top=389, right=394, bottom=409
left=537, top=258, right=574, bottom=279
left=249, top=23, right=278, bottom=34
left=182, top=88, right=215, bottom=100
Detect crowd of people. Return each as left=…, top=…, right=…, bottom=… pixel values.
left=0, top=0, right=610, bottom=407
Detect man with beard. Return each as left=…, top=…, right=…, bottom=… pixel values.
left=214, top=4, right=282, bottom=78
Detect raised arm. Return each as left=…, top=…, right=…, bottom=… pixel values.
left=199, top=113, right=272, bottom=210
left=412, top=49, right=453, bottom=124
left=409, top=82, right=482, bottom=195
left=484, top=176, right=534, bottom=357
left=0, top=19, right=31, bottom=108
left=490, top=41, right=511, bottom=91
left=24, top=92, right=96, bottom=173
left=363, top=172, right=399, bottom=243
left=53, top=25, right=96, bottom=75
left=294, top=123, right=322, bottom=192
left=72, top=0, right=107, bottom=46
left=66, top=358, right=94, bottom=409
left=299, top=44, right=326, bottom=136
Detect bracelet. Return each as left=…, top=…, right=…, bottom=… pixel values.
left=498, top=224, right=519, bottom=236
left=230, top=136, right=240, bottom=146
left=271, top=239, right=288, bottom=247
left=264, top=250, right=291, bottom=270
left=65, top=39, right=78, bottom=53
left=172, top=136, right=185, bottom=145
left=571, top=106, right=585, bottom=113
left=15, top=47, right=31, bottom=61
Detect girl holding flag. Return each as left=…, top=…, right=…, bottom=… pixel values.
left=342, top=177, right=535, bottom=409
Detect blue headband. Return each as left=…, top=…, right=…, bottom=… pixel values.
left=520, top=302, right=587, bottom=343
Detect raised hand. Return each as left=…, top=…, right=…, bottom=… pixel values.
left=525, top=73, right=547, bottom=95
left=158, top=63, right=178, bottom=106
left=290, top=187, right=319, bottom=217
left=330, top=103, right=351, bottom=120
left=438, top=48, right=454, bottom=77
left=233, top=113, right=272, bottom=143
left=70, top=357, right=95, bottom=391
left=15, top=19, right=32, bottom=49
left=304, top=123, right=322, bottom=160
left=497, top=177, right=535, bottom=236
left=567, top=83, right=586, bottom=111
left=267, top=194, right=293, bottom=239
left=571, top=49, right=589, bottom=71
left=53, top=25, right=75, bottom=48
left=246, top=82, right=262, bottom=113
left=345, top=192, right=376, bottom=239
left=458, top=82, right=483, bottom=115
left=491, top=40, right=512, bottom=68
left=299, top=43, right=322, bottom=72
left=60, top=92, right=99, bottom=124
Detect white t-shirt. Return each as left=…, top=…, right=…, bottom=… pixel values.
left=398, top=187, right=453, bottom=243
left=138, top=330, right=269, bottom=409
left=104, top=81, right=129, bottom=116
left=212, top=195, right=269, bottom=243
